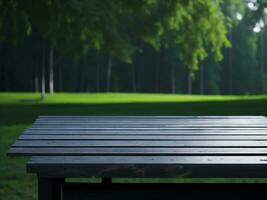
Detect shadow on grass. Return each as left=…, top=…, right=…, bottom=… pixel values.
left=17, top=99, right=42, bottom=104
left=1, top=99, right=267, bottom=126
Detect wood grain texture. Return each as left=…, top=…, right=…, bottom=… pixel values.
left=23, top=129, right=267, bottom=135
left=7, top=115, right=267, bottom=178
left=27, top=156, right=267, bottom=178
left=19, top=134, right=267, bottom=140
left=12, top=140, right=267, bottom=147
left=8, top=147, right=267, bottom=156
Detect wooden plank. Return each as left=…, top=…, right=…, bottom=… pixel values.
left=32, top=122, right=267, bottom=126
left=8, top=147, right=267, bottom=156
left=33, top=119, right=267, bottom=124
left=28, top=127, right=267, bottom=131
left=32, top=124, right=267, bottom=127
left=29, top=155, right=267, bottom=164
left=23, top=129, right=267, bottom=135
left=35, top=122, right=267, bottom=125
left=37, top=116, right=266, bottom=119
left=34, top=118, right=267, bottom=122
left=33, top=124, right=267, bottom=128
left=18, top=134, right=267, bottom=140
left=35, top=116, right=267, bottom=124
left=27, top=155, right=267, bottom=178
left=36, top=116, right=267, bottom=119
left=12, top=140, right=267, bottom=147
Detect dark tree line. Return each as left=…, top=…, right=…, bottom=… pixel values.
left=0, top=0, right=267, bottom=95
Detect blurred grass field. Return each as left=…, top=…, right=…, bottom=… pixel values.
left=2, top=92, right=267, bottom=104
left=1, top=92, right=267, bottom=200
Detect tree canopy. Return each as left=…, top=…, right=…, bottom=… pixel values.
left=2, top=0, right=267, bottom=95
left=0, top=0, right=230, bottom=74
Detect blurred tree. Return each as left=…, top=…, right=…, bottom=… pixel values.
left=0, top=1, right=230, bottom=71
left=220, top=0, right=262, bottom=94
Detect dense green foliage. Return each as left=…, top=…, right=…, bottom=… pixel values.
left=0, top=0, right=229, bottom=93
left=1, top=0, right=267, bottom=95
left=0, top=0, right=229, bottom=64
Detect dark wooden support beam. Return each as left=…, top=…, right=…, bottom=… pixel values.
left=38, top=177, right=65, bottom=200
left=102, top=177, right=112, bottom=184
left=61, top=183, right=267, bottom=200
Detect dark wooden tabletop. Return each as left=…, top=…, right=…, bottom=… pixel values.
left=7, top=116, right=267, bottom=178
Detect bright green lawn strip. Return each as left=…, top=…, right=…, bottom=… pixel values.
left=1, top=92, right=267, bottom=105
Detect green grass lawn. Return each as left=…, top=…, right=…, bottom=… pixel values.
left=1, top=92, right=267, bottom=200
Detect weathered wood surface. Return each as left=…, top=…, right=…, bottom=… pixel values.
left=28, top=155, right=267, bottom=178
left=19, top=134, right=267, bottom=140
left=23, top=129, right=267, bottom=134
left=8, top=147, right=267, bottom=156
left=12, top=140, right=267, bottom=147
left=7, top=116, right=267, bottom=178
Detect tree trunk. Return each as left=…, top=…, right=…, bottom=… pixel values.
left=135, top=53, right=140, bottom=92
left=260, top=32, right=265, bottom=92
left=106, top=53, right=113, bottom=92
left=229, top=28, right=233, bottom=94
left=49, top=46, right=54, bottom=94
left=4, top=65, right=9, bottom=91
left=132, top=62, right=137, bottom=92
left=58, top=64, right=63, bottom=92
left=113, top=75, right=119, bottom=92
left=41, top=63, right=46, bottom=100
left=35, top=72, right=39, bottom=93
left=0, top=65, right=2, bottom=91
left=80, top=56, right=86, bottom=92
left=171, top=65, right=176, bottom=94
left=188, top=72, right=192, bottom=94
left=156, top=50, right=161, bottom=93
left=95, top=53, right=100, bottom=92
left=41, top=47, right=46, bottom=100
left=200, top=64, right=204, bottom=94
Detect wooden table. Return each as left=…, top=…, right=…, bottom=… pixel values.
left=7, top=116, right=267, bottom=200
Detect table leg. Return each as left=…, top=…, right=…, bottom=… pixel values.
left=38, top=177, right=65, bottom=200
left=101, top=177, right=112, bottom=184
